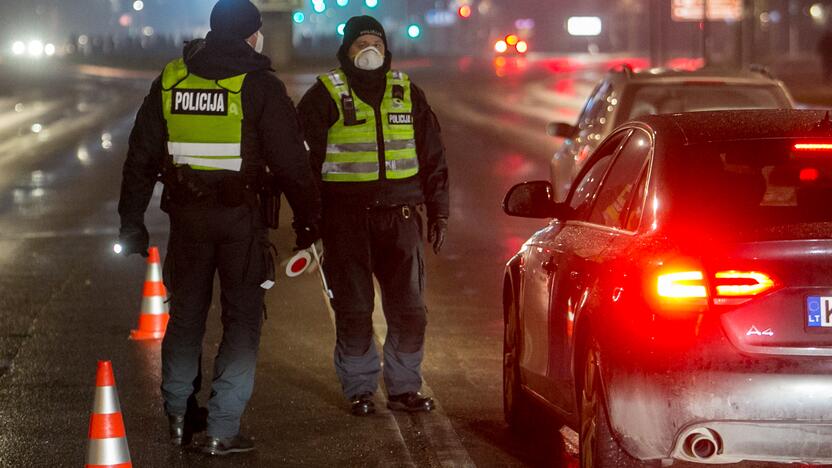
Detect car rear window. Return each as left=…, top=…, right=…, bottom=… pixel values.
left=667, top=139, right=832, bottom=237
left=625, top=84, right=787, bottom=121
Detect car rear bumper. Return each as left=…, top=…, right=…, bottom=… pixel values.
left=603, top=367, right=832, bottom=464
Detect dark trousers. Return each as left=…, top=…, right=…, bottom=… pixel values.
left=161, top=201, right=270, bottom=438
left=322, top=204, right=428, bottom=399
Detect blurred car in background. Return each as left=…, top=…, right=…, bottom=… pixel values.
left=494, top=34, right=529, bottom=56
left=503, top=109, right=832, bottom=467
left=8, top=38, right=58, bottom=59
left=548, top=65, right=795, bottom=201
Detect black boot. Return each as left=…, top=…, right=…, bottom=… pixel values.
left=350, top=392, right=376, bottom=416
left=168, top=414, right=186, bottom=446
left=196, top=434, right=256, bottom=456
left=167, top=405, right=207, bottom=446
left=387, top=392, right=435, bottom=413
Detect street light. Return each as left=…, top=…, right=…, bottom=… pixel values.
left=337, top=0, right=349, bottom=6
left=810, top=3, right=824, bottom=19
left=365, top=0, right=378, bottom=8
left=133, top=0, right=144, bottom=12
left=11, top=41, right=25, bottom=56
left=292, top=11, right=305, bottom=23
left=337, top=23, right=346, bottom=36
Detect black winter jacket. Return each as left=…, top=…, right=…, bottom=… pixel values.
left=118, top=32, right=321, bottom=230
left=297, top=50, right=449, bottom=220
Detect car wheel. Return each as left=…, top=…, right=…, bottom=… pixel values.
left=579, top=348, right=645, bottom=468
left=503, top=293, right=534, bottom=430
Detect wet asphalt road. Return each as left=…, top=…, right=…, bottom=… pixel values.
left=0, top=57, right=594, bottom=467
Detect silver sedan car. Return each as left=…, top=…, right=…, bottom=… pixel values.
left=548, top=66, right=795, bottom=201
left=505, top=109, right=832, bottom=467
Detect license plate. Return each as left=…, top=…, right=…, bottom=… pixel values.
left=806, top=296, right=832, bottom=328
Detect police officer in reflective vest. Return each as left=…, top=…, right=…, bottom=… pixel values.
left=298, top=16, right=449, bottom=416
left=117, top=0, right=321, bottom=454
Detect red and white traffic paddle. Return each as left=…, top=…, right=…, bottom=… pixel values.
left=285, top=250, right=311, bottom=277
left=285, top=244, right=333, bottom=299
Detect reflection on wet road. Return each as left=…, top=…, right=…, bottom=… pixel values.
left=0, top=58, right=597, bottom=467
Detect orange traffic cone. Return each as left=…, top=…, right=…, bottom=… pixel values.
left=86, top=360, right=132, bottom=468
left=129, top=246, right=169, bottom=340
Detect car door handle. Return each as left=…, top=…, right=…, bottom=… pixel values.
left=542, top=258, right=557, bottom=274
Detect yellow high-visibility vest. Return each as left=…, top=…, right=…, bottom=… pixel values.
left=318, top=69, right=418, bottom=182
left=161, top=58, right=246, bottom=172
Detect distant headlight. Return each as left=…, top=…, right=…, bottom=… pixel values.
left=28, top=40, right=44, bottom=57
left=44, top=43, right=55, bottom=56
left=11, top=41, right=25, bottom=56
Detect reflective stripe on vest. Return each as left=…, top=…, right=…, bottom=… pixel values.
left=161, top=58, right=246, bottom=172
left=318, top=69, right=418, bottom=182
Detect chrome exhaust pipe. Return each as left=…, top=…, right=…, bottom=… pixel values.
left=683, top=428, right=721, bottom=460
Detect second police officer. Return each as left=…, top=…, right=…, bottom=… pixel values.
left=117, top=0, right=321, bottom=455
left=298, top=15, right=450, bottom=416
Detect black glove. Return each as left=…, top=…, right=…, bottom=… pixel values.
left=294, top=224, right=320, bottom=251
left=428, top=217, right=448, bottom=254
left=118, top=223, right=149, bottom=258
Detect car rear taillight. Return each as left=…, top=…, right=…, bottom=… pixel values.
left=657, top=271, right=707, bottom=299
left=655, top=269, right=776, bottom=310
left=713, top=270, right=775, bottom=296
left=800, top=167, right=820, bottom=181
left=793, top=143, right=832, bottom=152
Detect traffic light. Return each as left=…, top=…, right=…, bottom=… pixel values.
left=458, top=5, right=472, bottom=19
left=292, top=11, right=305, bottom=23
left=407, top=24, right=421, bottom=39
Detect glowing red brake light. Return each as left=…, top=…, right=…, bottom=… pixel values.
left=800, top=167, right=820, bottom=181
left=655, top=269, right=776, bottom=310
left=793, top=143, right=832, bottom=152
left=714, top=270, right=775, bottom=297
left=657, top=271, right=707, bottom=298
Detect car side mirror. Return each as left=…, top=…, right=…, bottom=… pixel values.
left=502, top=180, right=568, bottom=219
left=546, top=122, right=577, bottom=139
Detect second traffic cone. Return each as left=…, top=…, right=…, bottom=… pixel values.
left=130, top=246, right=169, bottom=340
left=86, top=360, right=132, bottom=468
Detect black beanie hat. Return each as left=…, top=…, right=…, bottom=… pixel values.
left=342, top=15, right=387, bottom=50
left=210, top=0, right=262, bottom=39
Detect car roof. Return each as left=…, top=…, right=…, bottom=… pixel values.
left=635, top=109, right=832, bottom=145
left=606, top=66, right=782, bottom=86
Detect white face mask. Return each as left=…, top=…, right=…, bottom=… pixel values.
left=252, top=31, right=264, bottom=54
left=353, top=46, right=384, bottom=71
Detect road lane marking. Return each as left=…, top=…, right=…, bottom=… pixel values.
left=370, top=284, right=477, bottom=468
